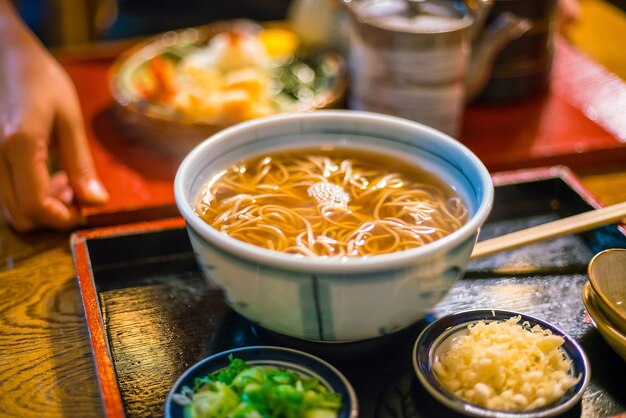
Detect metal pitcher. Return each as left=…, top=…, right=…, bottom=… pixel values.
left=341, top=0, right=531, bottom=136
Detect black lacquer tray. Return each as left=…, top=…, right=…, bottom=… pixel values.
left=72, top=167, right=626, bottom=418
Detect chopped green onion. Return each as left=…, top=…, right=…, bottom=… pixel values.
left=176, top=356, right=343, bottom=418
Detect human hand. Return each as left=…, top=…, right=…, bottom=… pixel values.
left=558, top=0, right=581, bottom=29
left=0, top=3, right=108, bottom=232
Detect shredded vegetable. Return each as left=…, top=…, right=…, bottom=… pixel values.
left=433, top=316, right=580, bottom=411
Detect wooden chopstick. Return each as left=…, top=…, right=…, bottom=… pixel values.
left=471, top=201, right=626, bottom=259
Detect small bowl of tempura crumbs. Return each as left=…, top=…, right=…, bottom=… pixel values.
left=413, top=309, right=590, bottom=418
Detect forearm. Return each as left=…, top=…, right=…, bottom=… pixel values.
left=0, top=1, right=23, bottom=34
left=0, top=2, right=50, bottom=115
left=0, top=1, right=41, bottom=53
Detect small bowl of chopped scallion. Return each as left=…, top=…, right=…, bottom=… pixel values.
left=165, top=346, right=358, bottom=418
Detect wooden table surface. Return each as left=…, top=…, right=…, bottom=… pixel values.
left=2, top=1, right=626, bottom=416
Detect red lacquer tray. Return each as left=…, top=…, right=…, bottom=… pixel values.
left=71, top=166, right=626, bottom=418
left=62, top=36, right=626, bottom=227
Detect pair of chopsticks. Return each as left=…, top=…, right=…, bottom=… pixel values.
left=471, top=201, right=626, bottom=259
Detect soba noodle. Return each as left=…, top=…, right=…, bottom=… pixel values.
left=195, top=148, right=468, bottom=257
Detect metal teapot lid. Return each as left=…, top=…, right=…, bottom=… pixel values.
left=351, top=0, right=473, bottom=33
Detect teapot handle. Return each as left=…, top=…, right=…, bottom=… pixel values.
left=466, top=12, right=532, bottom=101
left=466, top=0, right=495, bottom=42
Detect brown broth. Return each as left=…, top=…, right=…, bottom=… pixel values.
left=195, top=147, right=468, bottom=257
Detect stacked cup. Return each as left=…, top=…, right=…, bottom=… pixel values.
left=583, top=249, right=626, bottom=361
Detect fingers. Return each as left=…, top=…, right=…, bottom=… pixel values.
left=50, top=171, right=74, bottom=205
left=557, top=0, right=581, bottom=30
left=0, top=148, right=36, bottom=231
left=55, top=87, right=109, bottom=205
left=0, top=131, right=79, bottom=231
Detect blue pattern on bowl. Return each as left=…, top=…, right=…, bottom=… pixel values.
left=165, top=346, right=358, bottom=418
left=413, top=309, right=591, bottom=417
left=176, top=110, right=494, bottom=341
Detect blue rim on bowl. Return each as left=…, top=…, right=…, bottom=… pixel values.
left=175, top=110, right=494, bottom=274
left=164, top=346, right=358, bottom=418
left=412, top=309, right=590, bottom=418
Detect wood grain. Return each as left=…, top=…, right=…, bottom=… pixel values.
left=0, top=225, right=102, bottom=417
left=579, top=165, right=626, bottom=206
left=72, top=179, right=626, bottom=418
left=0, top=2, right=625, bottom=417
left=1, top=161, right=626, bottom=418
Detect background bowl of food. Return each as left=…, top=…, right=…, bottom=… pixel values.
left=413, top=309, right=590, bottom=417
left=110, top=20, right=346, bottom=159
left=165, top=346, right=358, bottom=418
left=174, top=110, right=493, bottom=342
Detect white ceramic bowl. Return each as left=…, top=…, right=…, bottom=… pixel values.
left=174, top=110, right=493, bottom=341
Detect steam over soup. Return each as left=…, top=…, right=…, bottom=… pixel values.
left=194, top=148, right=468, bottom=257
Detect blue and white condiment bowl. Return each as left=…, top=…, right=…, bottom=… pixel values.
left=174, top=110, right=493, bottom=341
left=164, top=346, right=358, bottom=418
left=413, top=309, right=590, bottom=418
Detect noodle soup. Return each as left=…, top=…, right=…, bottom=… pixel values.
left=194, top=148, right=468, bottom=257
left=176, top=110, right=493, bottom=340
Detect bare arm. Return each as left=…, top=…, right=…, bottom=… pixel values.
left=0, top=1, right=108, bottom=231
